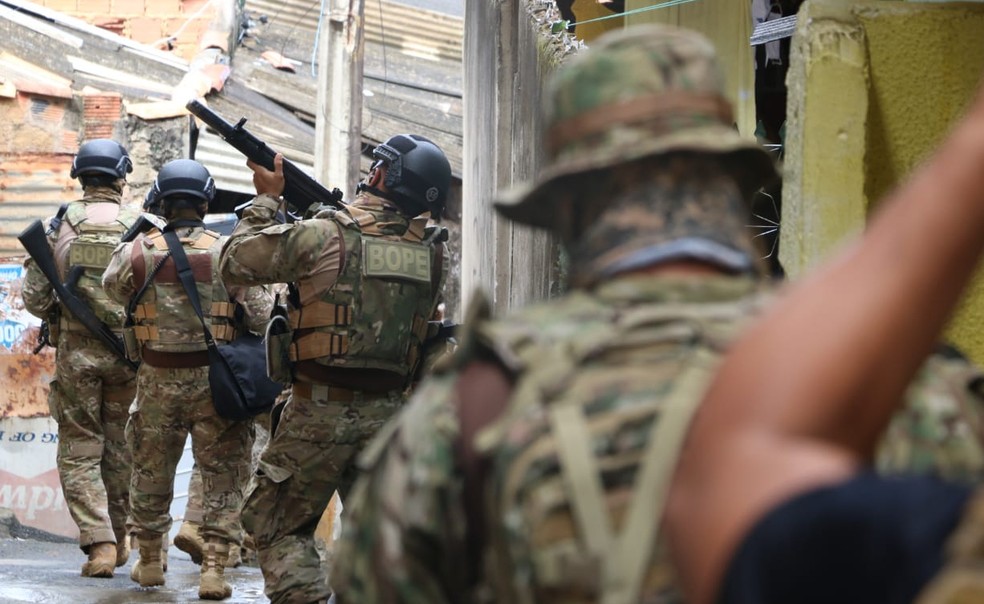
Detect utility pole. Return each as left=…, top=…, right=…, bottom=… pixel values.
left=315, top=0, right=366, bottom=201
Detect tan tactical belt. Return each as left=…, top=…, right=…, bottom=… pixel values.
left=140, top=346, right=210, bottom=368
left=292, top=381, right=357, bottom=402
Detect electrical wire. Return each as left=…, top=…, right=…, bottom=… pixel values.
left=564, top=0, right=701, bottom=30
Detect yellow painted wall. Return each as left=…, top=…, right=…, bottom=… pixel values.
left=625, top=0, right=755, bottom=136
left=569, top=0, right=623, bottom=42
left=782, top=0, right=984, bottom=362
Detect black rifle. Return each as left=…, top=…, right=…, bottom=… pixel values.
left=185, top=99, right=344, bottom=217
left=120, top=214, right=158, bottom=243
left=18, top=220, right=138, bottom=370
left=32, top=319, right=51, bottom=354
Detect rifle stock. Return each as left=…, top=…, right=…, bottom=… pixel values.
left=18, top=220, right=137, bottom=370
left=185, top=99, right=344, bottom=217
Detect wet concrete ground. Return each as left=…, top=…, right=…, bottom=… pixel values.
left=0, top=538, right=266, bottom=603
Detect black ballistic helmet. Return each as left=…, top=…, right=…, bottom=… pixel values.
left=70, top=139, right=133, bottom=180
left=372, top=134, right=452, bottom=218
left=150, top=159, right=215, bottom=205
left=142, top=188, right=163, bottom=216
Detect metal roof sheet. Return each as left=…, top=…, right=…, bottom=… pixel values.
left=751, top=15, right=798, bottom=46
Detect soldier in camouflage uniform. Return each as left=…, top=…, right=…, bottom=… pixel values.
left=102, top=159, right=272, bottom=600
left=21, top=139, right=142, bottom=579
left=218, top=134, right=452, bottom=604
left=330, top=25, right=984, bottom=604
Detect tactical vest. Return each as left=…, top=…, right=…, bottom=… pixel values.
left=288, top=203, right=444, bottom=391
left=468, top=276, right=767, bottom=604
left=52, top=195, right=141, bottom=333
left=128, top=227, right=236, bottom=353
left=915, top=489, right=984, bottom=603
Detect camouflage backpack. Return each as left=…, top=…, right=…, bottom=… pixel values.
left=52, top=196, right=141, bottom=330
left=466, top=275, right=767, bottom=604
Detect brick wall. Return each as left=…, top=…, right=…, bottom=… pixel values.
left=34, top=0, right=216, bottom=61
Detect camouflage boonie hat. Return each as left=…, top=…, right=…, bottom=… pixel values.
left=495, top=24, right=779, bottom=228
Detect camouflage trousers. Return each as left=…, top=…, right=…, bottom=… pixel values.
left=50, top=332, right=136, bottom=551
left=241, top=383, right=403, bottom=604
left=127, top=364, right=253, bottom=544
left=185, top=414, right=271, bottom=525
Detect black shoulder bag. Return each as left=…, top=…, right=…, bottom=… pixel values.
left=162, top=227, right=280, bottom=420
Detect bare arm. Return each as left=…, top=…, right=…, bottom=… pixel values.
left=667, top=88, right=984, bottom=604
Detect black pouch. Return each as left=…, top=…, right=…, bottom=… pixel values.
left=207, top=333, right=282, bottom=420
left=163, top=228, right=280, bottom=421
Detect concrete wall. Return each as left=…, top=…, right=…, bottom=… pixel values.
left=462, top=1, right=578, bottom=316
left=625, top=0, right=756, bottom=136
left=781, top=0, right=984, bottom=362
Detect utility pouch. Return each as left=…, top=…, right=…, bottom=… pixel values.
left=122, top=325, right=140, bottom=363
left=265, top=311, right=293, bottom=384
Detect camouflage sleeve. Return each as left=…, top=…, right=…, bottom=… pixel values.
left=876, top=348, right=984, bottom=484
left=22, top=257, right=55, bottom=318
left=333, top=374, right=471, bottom=604
left=101, top=241, right=137, bottom=307
left=20, top=217, right=58, bottom=318
left=220, top=194, right=344, bottom=287
left=230, top=284, right=275, bottom=335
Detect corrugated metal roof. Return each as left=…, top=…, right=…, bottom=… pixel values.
left=193, top=125, right=317, bottom=197
left=751, top=15, right=798, bottom=46
left=245, top=0, right=462, bottom=63
left=234, top=0, right=464, bottom=178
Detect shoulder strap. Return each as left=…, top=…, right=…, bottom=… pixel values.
left=550, top=350, right=714, bottom=604
left=192, top=229, right=220, bottom=250
left=161, top=229, right=216, bottom=348
left=402, top=216, right=428, bottom=242
left=455, top=359, right=515, bottom=585
left=47, top=204, right=70, bottom=235
left=342, top=205, right=377, bottom=228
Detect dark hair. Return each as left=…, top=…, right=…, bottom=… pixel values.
left=79, top=174, right=122, bottom=190
left=162, top=194, right=207, bottom=218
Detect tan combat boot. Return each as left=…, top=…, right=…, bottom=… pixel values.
left=174, top=520, right=204, bottom=564
left=129, top=534, right=166, bottom=587
left=81, top=542, right=117, bottom=578
left=114, top=531, right=130, bottom=568
left=199, top=538, right=232, bottom=600
left=224, top=545, right=242, bottom=568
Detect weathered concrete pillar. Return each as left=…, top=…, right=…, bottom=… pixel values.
left=315, top=0, right=365, bottom=201
left=781, top=0, right=984, bottom=361
left=780, top=1, right=869, bottom=277
left=462, top=1, right=576, bottom=316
